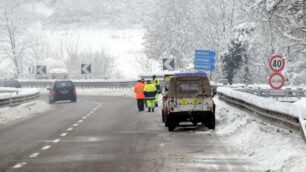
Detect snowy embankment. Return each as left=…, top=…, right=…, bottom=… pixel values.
left=217, top=87, right=306, bottom=119
left=0, top=87, right=39, bottom=97
left=0, top=101, right=49, bottom=126
left=0, top=88, right=50, bottom=126
left=210, top=87, right=306, bottom=171
left=212, top=96, right=306, bottom=171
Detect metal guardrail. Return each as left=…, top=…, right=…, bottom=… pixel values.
left=19, top=80, right=137, bottom=89
left=0, top=92, right=40, bottom=108
left=235, top=88, right=306, bottom=99
left=218, top=92, right=305, bottom=141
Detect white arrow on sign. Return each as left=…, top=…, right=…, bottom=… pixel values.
left=36, top=65, right=46, bottom=75
left=163, top=58, right=175, bottom=71
left=81, top=64, right=91, bottom=74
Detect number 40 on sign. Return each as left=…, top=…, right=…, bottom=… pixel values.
left=269, top=55, right=285, bottom=72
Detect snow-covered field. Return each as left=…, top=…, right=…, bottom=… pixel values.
left=214, top=97, right=306, bottom=171
left=0, top=100, right=50, bottom=126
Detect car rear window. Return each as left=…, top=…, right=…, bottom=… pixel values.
left=178, top=83, right=201, bottom=94
left=55, top=81, right=73, bottom=88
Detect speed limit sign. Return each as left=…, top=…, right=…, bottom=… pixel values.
left=269, top=55, right=285, bottom=72
left=269, top=73, right=285, bottom=90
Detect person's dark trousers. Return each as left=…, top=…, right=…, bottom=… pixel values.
left=137, top=99, right=144, bottom=111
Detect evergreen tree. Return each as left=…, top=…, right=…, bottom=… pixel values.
left=221, top=39, right=248, bottom=85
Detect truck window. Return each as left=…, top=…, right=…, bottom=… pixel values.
left=178, top=83, right=200, bottom=94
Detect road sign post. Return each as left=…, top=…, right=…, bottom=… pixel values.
left=194, top=50, right=216, bottom=72
left=268, top=54, right=285, bottom=90
left=36, top=65, right=46, bottom=75
left=269, top=73, right=285, bottom=90
left=81, top=64, right=92, bottom=79
left=269, top=55, right=285, bottom=72
left=163, top=58, right=175, bottom=71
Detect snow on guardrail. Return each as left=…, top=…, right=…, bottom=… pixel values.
left=0, top=88, right=40, bottom=108
left=217, top=87, right=306, bottom=141
left=218, top=87, right=306, bottom=118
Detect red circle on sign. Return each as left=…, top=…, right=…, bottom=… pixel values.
left=269, top=73, right=285, bottom=90
left=269, top=55, right=285, bottom=72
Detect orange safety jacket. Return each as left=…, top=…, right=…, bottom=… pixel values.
left=134, top=82, right=145, bottom=99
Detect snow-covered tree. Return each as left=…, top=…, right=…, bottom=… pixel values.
left=0, top=0, right=28, bottom=78
left=144, top=0, right=196, bottom=69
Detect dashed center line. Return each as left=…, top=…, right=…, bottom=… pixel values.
left=53, top=139, right=61, bottom=143
left=61, top=133, right=68, bottom=137
left=11, top=105, right=102, bottom=170
left=13, top=162, right=27, bottom=168
left=29, top=153, right=40, bottom=158
left=41, top=145, right=51, bottom=150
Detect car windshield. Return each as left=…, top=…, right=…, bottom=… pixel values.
left=55, top=81, right=73, bottom=88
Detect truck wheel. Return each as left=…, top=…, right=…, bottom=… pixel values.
left=162, top=110, right=165, bottom=123
left=168, top=120, right=176, bottom=132
left=207, top=113, right=215, bottom=130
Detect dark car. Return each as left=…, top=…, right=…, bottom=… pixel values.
left=48, top=80, right=77, bottom=104
left=161, top=72, right=215, bottom=131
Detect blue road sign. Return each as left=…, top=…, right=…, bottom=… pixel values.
left=195, top=50, right=216, bottom=57
left=194, top=49, right=216, bottom=71
left=194, top=65, right=215, bottom=71
left=194, top=58, right=215, bottom=64
left=194, top=62, right=215, bottom=67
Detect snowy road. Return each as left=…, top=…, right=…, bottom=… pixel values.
left=0, top=95, right=264, bottom=172
left=0, top=95, right=305, bottom=171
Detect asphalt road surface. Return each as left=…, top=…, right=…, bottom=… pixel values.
left=0, top=96, right=263, bottom=172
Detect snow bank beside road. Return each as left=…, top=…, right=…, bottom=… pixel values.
left=214, top=97, right=306, bottom=171
left=0, top=100, right=50, bottom=126
left=218, top=87, right=306, bottom=119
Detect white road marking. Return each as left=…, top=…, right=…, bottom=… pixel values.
left=67, top=128, right=73, bottom=131
left=73, top=124, right=79, bottom=127
left=53, top=139, right=61, bottom=143
left=82, top=116, right=87, bottom=119
left=78, top=120, right=83, bottom=123
left=61, top=133, right=68, bottom=137
left=41, top=145, right=51, bottom=150
left=13, top=162, right=27, bottom=168
left=29, top=153, right=40, bottom=158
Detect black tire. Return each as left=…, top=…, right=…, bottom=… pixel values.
left=165, top=115, right=169, bottom=127
left=168, top=119, right=176, bottom=132
left=162, top=110, right=165, bottom=123
left=206, top=113, right=215, bottom=130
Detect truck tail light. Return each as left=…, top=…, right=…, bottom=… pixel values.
left=209, top=96, right=213, bottom=112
